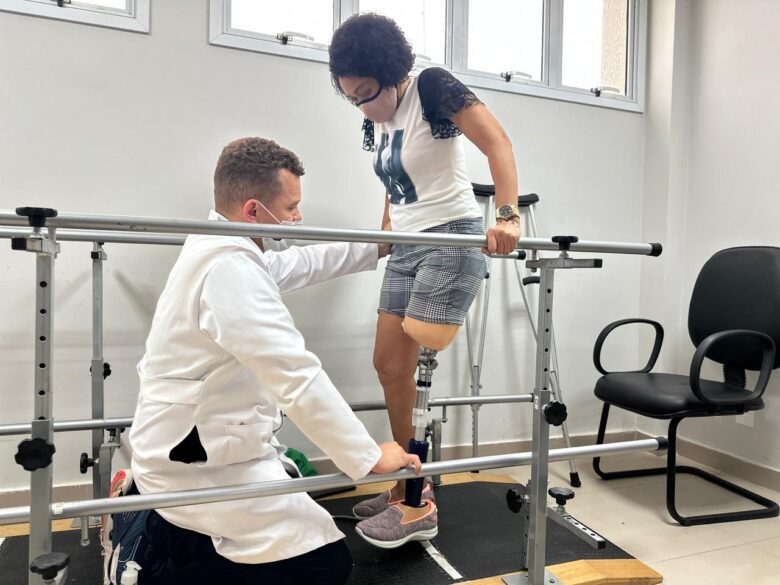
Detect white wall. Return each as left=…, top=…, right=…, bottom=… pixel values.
left=639, top=0, right=780, bottom=472
left=0, top=0, right=646, bottom=491
left=676, top=0, right=780, bottom=470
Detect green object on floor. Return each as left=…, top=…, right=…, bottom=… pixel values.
left=285, top=447, right=318, bottom=477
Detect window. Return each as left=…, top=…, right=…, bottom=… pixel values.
left=209, top=0, right=646, bottom=112
left=230, top=0, right=334, bottom=47
left=562, top=0, right=629, bottom=96
left=359, top=0, right=447, bottom=65
left=467, top=0, right=544, bottom=82
left=0, top=0, right=150, bottom=33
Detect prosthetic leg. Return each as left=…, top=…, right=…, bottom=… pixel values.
left=404, top=347, right=437, bottom=507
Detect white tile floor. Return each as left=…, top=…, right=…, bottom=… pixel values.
left=495, top=452, right=780, bottom=585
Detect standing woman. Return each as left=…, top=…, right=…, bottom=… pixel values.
left=329, top=13, right=520, bottom=548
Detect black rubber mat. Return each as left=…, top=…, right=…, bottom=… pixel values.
left=320, top=481, right=633, bottom=584
left=0, top=482, right=633, bottom=584
left=0, top=526, right=102, bottom=584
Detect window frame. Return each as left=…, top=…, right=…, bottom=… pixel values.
left=209, top=0, right=646, bottom=113
left=0, top=0, right=150, bottom=33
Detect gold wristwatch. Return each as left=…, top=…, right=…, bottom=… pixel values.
left=495, top=204, right=520, bottom=223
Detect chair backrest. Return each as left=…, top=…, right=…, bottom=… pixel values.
left=688, top=246, right=780, bottom=371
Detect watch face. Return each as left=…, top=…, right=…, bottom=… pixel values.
left=498, top=205, right=513, bottom=218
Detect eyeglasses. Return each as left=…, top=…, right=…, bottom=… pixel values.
left=347, top=85, right=383, bottom=107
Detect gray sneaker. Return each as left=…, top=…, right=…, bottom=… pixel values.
left=355, top=500, right=438, bottom=549
left=352, top=482, right=434, bottom=519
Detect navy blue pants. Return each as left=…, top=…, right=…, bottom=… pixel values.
left=110, top=486, right=352, bottom=585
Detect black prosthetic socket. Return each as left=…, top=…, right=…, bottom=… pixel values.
left=404, top=439, right=429, bottom=507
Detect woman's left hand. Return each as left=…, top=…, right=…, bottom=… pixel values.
left=485, top=221, right=520, bottom=255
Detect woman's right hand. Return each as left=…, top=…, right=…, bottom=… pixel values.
left=372, top=441, right=422, bottom=475
left=378, top=220, right=393, bottom=258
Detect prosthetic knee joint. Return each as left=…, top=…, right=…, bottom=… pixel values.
left=404, top=347, right=437, bottom=507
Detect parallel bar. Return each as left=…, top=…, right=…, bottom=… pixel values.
left=0, top=394, right=534, bottom=435
left=0, top=228, right=524, bottom=259
left=0, top=227, right=185, bottom=246
left=0, top=418, right=133, bottom=436
left=0, top=211, right=660, bottom=255
left=0, top=438, right=666, bottom=525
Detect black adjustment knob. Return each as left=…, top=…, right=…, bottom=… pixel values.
left=551, top=235, right=579, bottom=251
left=543, top=401, right=568, bottom=426
left=548, top=486, right=575, bottom=507
left=80, top=452, right=95, bottom=474
left=15, top=207, right=58, bottom=228
left=15, top=438, right=56, bottom=472
left=89, top=362, right=112, bottom=380
left=506, top=489, right=525, bottom=513
left=30, top=552, right=70, bottom=581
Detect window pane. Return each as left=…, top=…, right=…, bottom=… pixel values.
left=71, top=0, right=128, bottom=9
left=562, top=0, right=628, bottom=95
left=467, top=0, right=543, bottom=81
left=230, top=0, right=334, bottom=45
left=359, top=0, right=446, bottom=65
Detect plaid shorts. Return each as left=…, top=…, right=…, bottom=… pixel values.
left=378, top=217, right=488, bottom=325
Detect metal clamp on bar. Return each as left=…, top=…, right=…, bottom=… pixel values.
left=526, top=256, right=603, bottom=271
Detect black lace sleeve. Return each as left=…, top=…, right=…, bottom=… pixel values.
left=417, top=67, right=482, bottom=139
left=362, top=118, right=375, bottom=152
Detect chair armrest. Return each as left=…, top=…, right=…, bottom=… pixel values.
left=593, top=318, right=664, bottom=375
left=689, top=330, right=776, bottom=406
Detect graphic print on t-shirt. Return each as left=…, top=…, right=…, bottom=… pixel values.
left=374, top=130, right=418, bottom=205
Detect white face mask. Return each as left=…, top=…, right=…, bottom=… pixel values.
left=257, top=200, right=302, bottom=251
left=261, top=237, right=293, bottom=252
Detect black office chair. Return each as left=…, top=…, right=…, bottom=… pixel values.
left=591, top=246, right=780, bottom=526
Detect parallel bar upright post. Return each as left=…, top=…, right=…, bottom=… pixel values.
left=91, top=242, right=107, bottom=499
left=526, top=264, right=556, bottom=584
left=28, top=227, right=57, bottom=585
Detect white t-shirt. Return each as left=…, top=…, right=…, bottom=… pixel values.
left=372, top=68, right=483, bottom=233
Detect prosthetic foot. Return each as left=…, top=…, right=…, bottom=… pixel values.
left=355, top=347, right=440, bottom=547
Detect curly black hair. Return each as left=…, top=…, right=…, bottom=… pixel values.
left=329, top=13, right=415, bottom=93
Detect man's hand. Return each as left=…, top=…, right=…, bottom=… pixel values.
left=372, top=441, right=422, bottom=475
left=485, top=220, right=520, bottom=255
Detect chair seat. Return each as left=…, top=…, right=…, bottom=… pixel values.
left=594, top=372, right=764, bottom=418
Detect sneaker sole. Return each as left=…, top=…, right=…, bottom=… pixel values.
left=355, top=526, right=438, bottom=549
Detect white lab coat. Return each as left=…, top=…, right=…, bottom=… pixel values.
left=129, top=211, right=383, bottom=564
